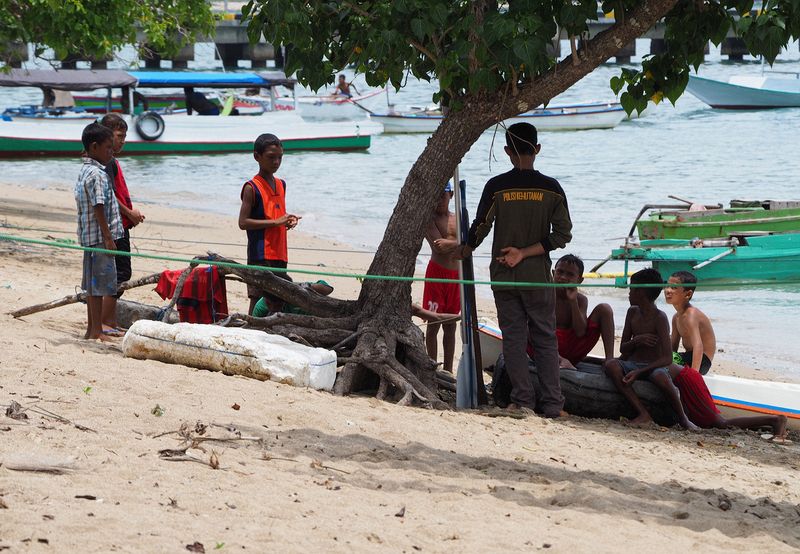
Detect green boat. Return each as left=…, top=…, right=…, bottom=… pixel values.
left=611, top=232, right=800, bottom=283
left=635, top=199, right=800, bottom=240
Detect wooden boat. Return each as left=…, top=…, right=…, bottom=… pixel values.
left=274, top=88, right=386, bottom=119
left=686, top=73, right=800, bottom=109
left=0, top=70, right=374, bottom=157
left=635, top=199, right=800, bottom=240
left=478, top=321, right=800, bottom=430
left=610, top=232, right=800, bottom=283
left=370, top=102, right=627, bottom=133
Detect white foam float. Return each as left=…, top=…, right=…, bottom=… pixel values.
left=122, top=320, right=336, bottom=391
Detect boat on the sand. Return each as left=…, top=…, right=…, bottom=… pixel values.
left=478, top=320, right=800, bottom=430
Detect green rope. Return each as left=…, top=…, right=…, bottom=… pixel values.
left=2, top=232, right=799, bottom=289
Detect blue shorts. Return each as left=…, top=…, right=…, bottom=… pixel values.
left=82, top=248, right=117, bottom=297
left=618, top=359, right=669, bottom=381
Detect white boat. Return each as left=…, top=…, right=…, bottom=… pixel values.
left=477, top=320, right=800, bottom=430
left=0, top=70, right=377, bottom=157
left=274, top=88, right=386, bottom=120
left=686, top=73, right=800, bottom=109
left=371, top=102, right=627, bottom=133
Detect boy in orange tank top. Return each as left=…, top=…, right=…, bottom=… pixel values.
left=238, top=134, right=300, bottom=315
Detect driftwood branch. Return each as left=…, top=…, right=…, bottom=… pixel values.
left=9, top=272, right=161, bottom=318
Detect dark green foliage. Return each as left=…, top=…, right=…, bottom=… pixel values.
left=243, top=0, right=799, bottom=114
left=0, top=0, right=214, bottom=67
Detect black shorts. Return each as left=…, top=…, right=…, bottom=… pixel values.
left=114, top=228, right=132, bottom=298
left=679, top=351, right=712, bottom=375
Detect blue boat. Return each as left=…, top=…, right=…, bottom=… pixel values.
left=611, top=232, right=800, bottom=283
left=686, top=73, right=800, bottom=109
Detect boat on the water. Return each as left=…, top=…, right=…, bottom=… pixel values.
left=635, top=199, right=800, bottom=240
left=610, top=232, right=800, bottom=283
left=371, top=102, right=627, bottom=133
left=274, top=88, right=386, bottom=120
left=477, top=320, right=800, bottom=430
left=0, top=69, right=374, bottom=157
left=686, top=73, right=800, bottom=109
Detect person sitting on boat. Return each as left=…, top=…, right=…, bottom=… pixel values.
left=664, top=271, right=716, bottom=375
left=540, top=254, right=615, bottom=368
left=603, top=268, right=698, bottom=429
left=333, top=74, right=358, bottom=98
left=183, top=87, right=220, bottom=116
left=665, top=362, right=787, bottom=438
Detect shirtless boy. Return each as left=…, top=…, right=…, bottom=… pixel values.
left=664, top=270, right=716, bottom=374
left=603, top=268, right=698, bottom=429
left=664, top=271, right=786, bottom=437
left=552, top=254, right=614, bottom=368
left=422, top=182, right=460, bottom=373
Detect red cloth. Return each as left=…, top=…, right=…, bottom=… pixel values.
left=155, top=266, right=229, bottom=324
left=556, top=319, right=601, bottom=364
left=111, top=159, right=134, bottom=229
left=422, top=259, right=461, bottom=314
left=674, top=365, right=721, bottom=428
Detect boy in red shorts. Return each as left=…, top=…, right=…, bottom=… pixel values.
left=669, top=363, right=786, bottom=438
left=551, top=254, right=615, bottom=368
left=422, top=182, right=460, bottom=373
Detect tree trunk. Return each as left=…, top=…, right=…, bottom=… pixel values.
left=222, top=0, right=684, bottom=407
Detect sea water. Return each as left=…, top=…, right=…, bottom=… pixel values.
left=1, top=40, right=799, bottom=375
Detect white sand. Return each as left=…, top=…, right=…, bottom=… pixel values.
left=1, top=182, right=799, bottom=552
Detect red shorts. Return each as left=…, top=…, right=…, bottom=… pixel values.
left=556, top=320, right=601, bottom=364
left=674, top=365, right=721, bottom=428
left=422, top=260, right=461, bottom=315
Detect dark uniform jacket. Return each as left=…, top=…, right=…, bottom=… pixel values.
left=467, top=168, right=572, bottom=290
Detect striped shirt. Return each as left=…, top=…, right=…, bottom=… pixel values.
left=74, top=157, right=123, bottom=247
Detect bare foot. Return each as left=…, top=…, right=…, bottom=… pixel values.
left=92, top=333, right=118, bottom=343
left=627, top=413, right=653, bottom=427
left=680, top=418, right=701, bottom=431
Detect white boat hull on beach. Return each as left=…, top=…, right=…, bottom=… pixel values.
left=370, top=102, right=628, bottom=133
left=477, top=320, right=800, bottom=430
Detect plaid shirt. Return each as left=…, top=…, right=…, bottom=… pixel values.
left=74, top=157, right=123, bottom=247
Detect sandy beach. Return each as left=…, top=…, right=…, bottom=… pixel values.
left=1, top=181, right=799, bottom=552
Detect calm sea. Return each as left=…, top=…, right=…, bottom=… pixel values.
left=2, top=40, right=799, bottom=375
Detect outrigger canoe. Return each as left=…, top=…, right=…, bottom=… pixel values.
left=0, top=70, right=374, bottom=157
left=477, top=320, right=800, bottom=430
left=371, top=102, right=627, bottom=133
left=610, top=232, right=800, bottom=283
left=635, top=199, right=800, bottom=240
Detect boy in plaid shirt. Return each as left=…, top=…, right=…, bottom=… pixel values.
left=74, top=122, right=123, bottom=341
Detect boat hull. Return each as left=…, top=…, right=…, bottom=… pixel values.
left=478, top=321, right=800, bottom=430
left=686, top=75, right=800, bottom=109
left=372, top=102, right=627, bottom=134
left=0, top=112, right=373, bottom=157
left=611, top=233, right=800, bottom=282
left=637, top=206, right=800, bottom=240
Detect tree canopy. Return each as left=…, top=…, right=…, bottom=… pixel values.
left=235, top=0, right=800, bottom=405
left=0, top=0, right=214, bottom=67
left=243, top=0, right=800, bottom=113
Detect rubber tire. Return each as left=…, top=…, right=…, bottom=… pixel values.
left=135, top=111, right=165, bottom=141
